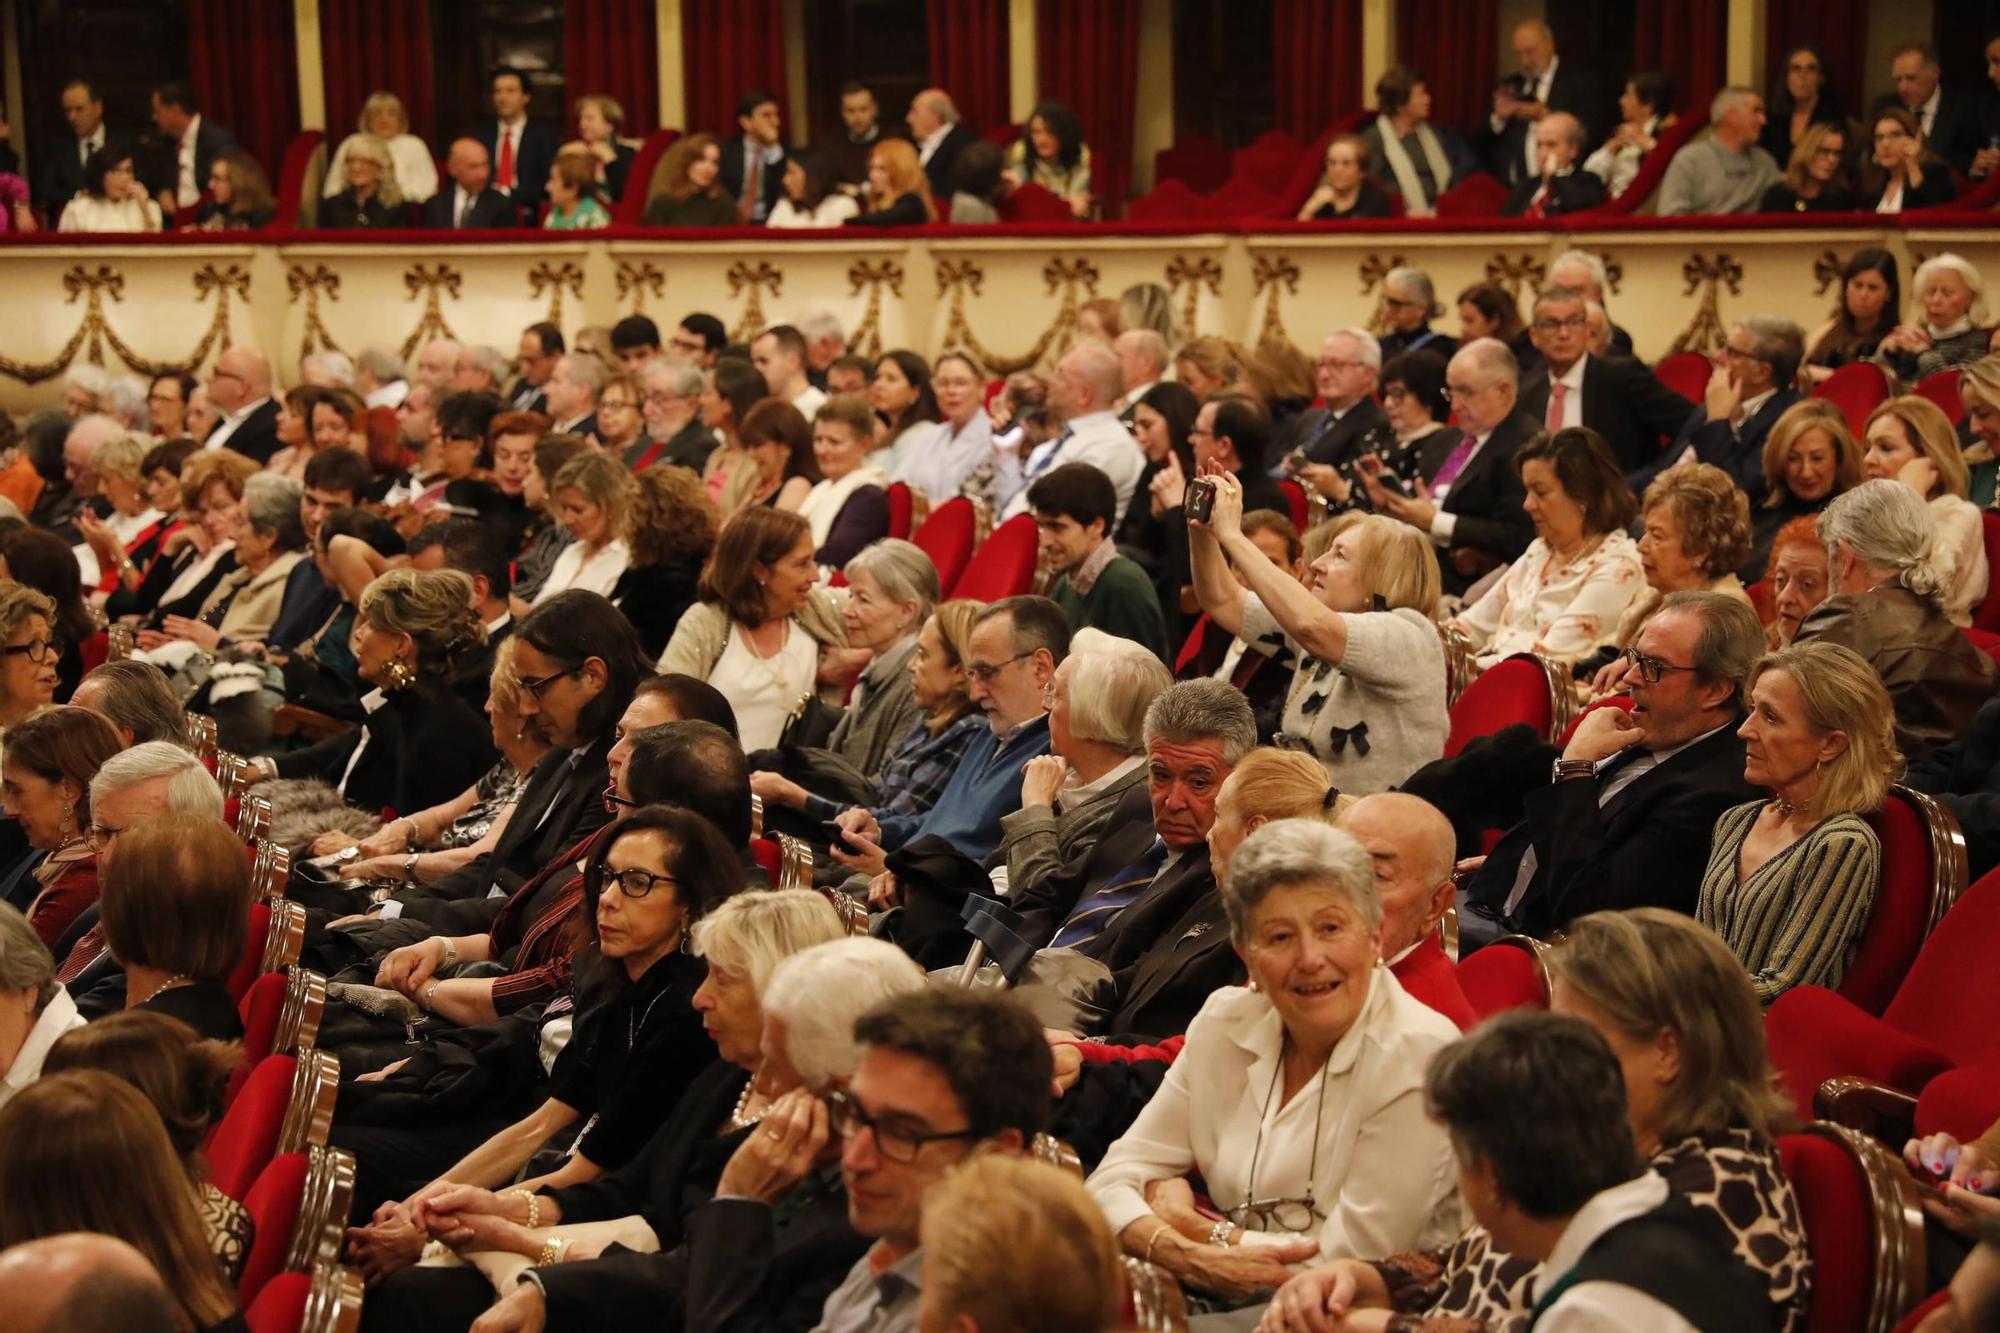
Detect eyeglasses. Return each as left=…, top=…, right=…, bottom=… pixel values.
left=85, top=822, right=124, bottom=852
left=1316, top=358, right=1365, bottom=372
left=601, top=866, right=677, bottom=899
left=1720, top=344, right=1768, bottom=363
left=643, top=391, right=682, bottom=407
left=520, top=665, right=578, bottom=697
left=1532, top=316, right=1587, bottom=334
left=824, top=1087, right=978, bottom=1164
left=1226, top=1194, right=1326, bottom=1232
left=669, top=335, right=707, bottom=354
left=1381, top=386, right=1410, bottom=402
left=600, top=398, right=638, bottom=411
left=1445, top=383, right=1489, bottom=401
left=1620, top=646, right=1699, bottom=685
left=1382, top=296, right=1424, bottom=310
left=3, top=639, right=54, bottom=663
left=965, top=652, right=1031, bottom=684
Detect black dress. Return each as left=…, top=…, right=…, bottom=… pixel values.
left=143, top=981, right=246, bottom=1042
left=319, top=190, right=403, bottom=229
left=612, top=556, right=702, bottom=659
left=642, top=192, right=736, bottom=227
left=271, top=676, right=499, bottom=818
left=846, top=193, right=930, bottom=226
left=1759, top=183, right=1859, bottom=213
left=1310, top=181, right=1395, bottom=219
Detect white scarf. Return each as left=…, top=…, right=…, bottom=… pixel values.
left=1374, top=117, right=1453, bottom=218
left=798, top=465, right=889, bottom=548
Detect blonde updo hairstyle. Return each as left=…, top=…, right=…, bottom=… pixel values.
left=358, top=568, right=486, bottom=677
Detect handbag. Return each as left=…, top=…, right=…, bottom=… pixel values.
left=777, top=690, right=843, bottom=752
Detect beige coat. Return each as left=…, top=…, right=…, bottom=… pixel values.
left=657, top=587, right=847, bottom=679
left=205, top=550, right=306, bottom=645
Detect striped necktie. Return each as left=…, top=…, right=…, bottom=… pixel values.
left=1051, top=841, right=1169, bottom=954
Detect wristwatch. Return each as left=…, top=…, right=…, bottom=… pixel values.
left=1551, top=758, right=1597, bottom=782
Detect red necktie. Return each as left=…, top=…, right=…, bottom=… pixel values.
left=1546, top=381, right=1567, bottom=433
left=497, top=128, right=516, bottom=190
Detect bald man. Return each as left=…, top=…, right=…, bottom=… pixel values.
left=907, top=87, right=976, bottom=198
left=0, top=1233, right=178, bottom=1333
left=1479, top=19, right=1605, bottom=189
left=202, top=345, right=279, bottom=463
left=997, top=343, right=1146, bottom=526
left=1502, top=111, right=1606, bottom=217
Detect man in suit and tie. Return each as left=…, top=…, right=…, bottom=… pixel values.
left=1548, top=250, right=1638, bottom=362
left=1290, top=327, right=1396, bottom=508
left=35, top=78, right=123, bottom=223
left=996, top=344, right=1147, bottom=525
left=1632, top=316, right=1805, bottom=499
left=908, top=88, right=977, bottom=200
left=422, top=138, right=518, bottom=229
left=1362, top=338, right=1537, bottom=597
left=475, top=66, right=557, bottom=217
left=201, top=346, right=280, bottom=464
left=543, top=354, right=602, bottom=442
left=1518, top=287, right=1694, bottom=476
left=1501, top=113, right=1606, bottom=217
left=719, top=90, right=787, bottom=225
left=1873, top=44, right=1982, bottom=175
left=145, top=80, right=237, bottom=215
left=508, top=321, right=561, bottom=414
left=1479, top=20, right=1603, bottom=190
left=1453, top=592, right=1763, bottom=950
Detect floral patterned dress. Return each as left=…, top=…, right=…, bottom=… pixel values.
left=1450, top=529, right=1645, bottom=671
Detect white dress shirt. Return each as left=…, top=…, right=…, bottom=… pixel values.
left=1545, top=356, right=1587, bottom=431
left=533, top=538, right=631, bottom=605
left=996, top=410, right=1147, bottom=525
left=916, top=123, right=952, bottom=166
left=204, top=395, right=272, bottom=452
left=893, top=413, right=994, bottom=503
left=791, top=384, right=829, bottom=418
left=1, top=987, right=86, bottom=1109
left=1916, top=87, right=1942, bottom=142
left=176, top=114, right=204, bottom=206
left=1536, top=1174, right=1700, bottom=1332
left=74, top=127, right=106, bottom=168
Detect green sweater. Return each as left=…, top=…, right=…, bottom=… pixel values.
left=1051, top=554, right=1171, bottom=662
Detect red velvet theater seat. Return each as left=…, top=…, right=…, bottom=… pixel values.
left=1780, top=1123, right=1927, bottom=1333
left=1812, top=362, right=1891, bottom=438
left=1444, top=654, right=1565, bottom=757
left=237, top=1151, right=308, bottom=1308
left=951, top=514, right=1040, bottom=602
left=208, top=1054, right=298, bottom=1201
left=910, top=497, right=978, bottom=596
left=1838, top=787, right=1966, bottom=1016
left=1454, top=935, right=1551, bottom=1020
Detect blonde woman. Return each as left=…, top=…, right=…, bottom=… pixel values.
left=533, top=451, right=636, bottom=604
left=1956, top=353, right=2000, bottom=505
left=321, top=133, right=405, bottom=229
left=1698, top=640, right=1894, bottom=1004
left=1190, top=472, right=1447, bottom=793
left=1861, top=395, right=1988, bottom=625
left=847, top=138, right=937, bottom=226
left=323, top=91, right=438, bottom=202
left=1744, top=399, right=1862, bottom=580
left=75, top=433, right=171, bottom=595
left=1173, top=336, right=1241, bottom=400
left=568, top=93, right=636, bottom=198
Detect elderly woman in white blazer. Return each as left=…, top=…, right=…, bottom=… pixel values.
left=1086, top=819, right=1462, bottom=1314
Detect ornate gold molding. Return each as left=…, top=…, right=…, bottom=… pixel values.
left=1357, top=253, right=1408, bottom=337
left=727, top=261, right=784, bottom=341
left=1251, top=255, right=1299, bottom=344
left=846, top=260, right=904, bottom=360
left=287, top=264, right=343, bottom=362
left=1164, top=255, right=1222, bottom=343
left=1484, top=253, right=1547, bottom=301
left=0, top=263, right=247, bottom=384
left=1668, top=253, right=1743, bottom=356
left=528, top=261, right=584, bottom=325
left=616, top=260, right=664, bottom=313
left=935, top=256, right=1100, bottom=375
left=1812, top=249, right=1845, bottom=297
left=398, top=263, right=463, bottom=361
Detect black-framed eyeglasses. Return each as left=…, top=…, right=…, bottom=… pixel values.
left=965, top=652, right=1031, bottom=685
left=2, top=639, right=54, bottom=664
left=1621, top=646, right=1699, bottom=685
left=824, top=1087, right=978, bottom=1164
left=602, top=867, right=677, bottom=899
left=520, top=665, right=578, bottom=697
left=1532, top=315, right=1587, bottom=334
left=1227, top=1194, right=1325, bottom=1232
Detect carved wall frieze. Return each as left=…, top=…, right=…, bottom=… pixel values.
left=616, top=260, right=665, bottom=313
left=846, top=259, right=905, bottom=360
left=398, top=263, right=463, bottom=361
left=528, top=261, right=585, bottom=324
left=1668, top=252, right=1743, bottom=356
left=935, top=256, right=1100, bottom=375
left=0, top=263, right=247, bottom=383
left=727, top=261, right=784, bottom=341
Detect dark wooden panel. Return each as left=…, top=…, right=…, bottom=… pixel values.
left=802, top=0, right=930, bottom=146
left=1172, top=0, right=1274, bottom=150
left=428, top=0, right=565, bottom=145
left=15, top=0, right=189, bottom=171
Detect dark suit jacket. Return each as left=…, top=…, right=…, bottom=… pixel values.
left=1907, top=694, right=2000, bottom=880
left=718, top=135, right=787, bottom=221
left=1438, top=409, right=1537, bottom=594
left=625, top=419, right=717, bottom=473
left=921, top=125, right=979, bottom=198
left=142, top=118, right=237, bottom=205
left=1502, top=169, right=1606, bottom=217
left=1295, top=396, right=1395, bottom=470
left=475, top=119, right=559, bottom=214
left=420, top=186, right=518, bottom=229
left=35, top=129, right=130, bottom=220
left=449, top=616, right=511, bottom=713
left=1012, top=780, right=1161, bottom=949
left=1100, top=848, right=1244, bottom=1042
left=1872, top=88, right=1983, bottom=175
left=1463, top=720, right=1758, bottom=939
left=509, top=380, right=549, bottom=414
left=273, top=679, right=498, bottom=820
left=1480, top=64, right=1605, bottom=188
left=1796, top=585, right=1998, bottom=762
left=1638, top=386, right=1803, bottom=500
left=217, top=398, right=282, bottom=465
left=1518, top=354, right=1696, bottom=475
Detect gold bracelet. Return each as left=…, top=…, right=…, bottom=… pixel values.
left=1144, top=1223, right=1168, bottom=1265
left=535, top=1238, right=562, bottom=1267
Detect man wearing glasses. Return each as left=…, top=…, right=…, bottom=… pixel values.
left=1633, top=316, right=1805, bottom=498
left=1286, top=329, right=1394, bottom=508
left=633, top=358, right=717, bottom=473
left=200, top=346, right=280, bottom=465
left=1517, top=286, right=1694, bottom=475
left=1449, top=592, right=1763, bottom=950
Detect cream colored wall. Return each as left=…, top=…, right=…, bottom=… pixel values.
left=1131, top=0, right=1174, bottom=196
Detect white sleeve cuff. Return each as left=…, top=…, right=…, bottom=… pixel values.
left=375, top=901, right=404, bottom=920
left=1429, top=511, right=1457, bottom=545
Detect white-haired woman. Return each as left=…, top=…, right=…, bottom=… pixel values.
left=1699, top=641, right=1893, bottom=1003
left=0, top=902, right=85, bottom=1108
left=147, top=472, right=308, bottom=653
left=1874, top=253, right=1991, bottom=382
left=1088, top=819, right=1462, bottom=1309
left=1001, top=646, right=1171, bottom=894
left=75, top=433, right=171, bottom=596
left=1190, top=471, right=1447, bottom=793
left=320, top=133, right=405, bottom=229
left=322, top=91, right=438, bottom=203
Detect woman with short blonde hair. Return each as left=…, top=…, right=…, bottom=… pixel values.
left=533, top=450, right=638, bottom=605
left=1173, top=336, right=1241, bottom=400
left=1861, top=394, right=1988, bottom=625
left=321, top=132, right=405, bottom=229
left=323, top=90, right=438, bottom=203
left=1698, top=639, right=1894, bottom=1004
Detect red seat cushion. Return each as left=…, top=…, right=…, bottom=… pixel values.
left=1277, top=479, right=1308, bottom=532
left=1229, top=130, right=1307, bottom=197
left=751, top=838, right=781, bottom=882
left=1915, top=369, right=1966, bottom=427
left=245, top=1270, right=311, bottom=1333
left=1879, top=867, right=2000, bottom=1066
left=1812, top=362, right=1891, bottom=439
left=1914, top=1061, right=2000, bottom=1142
left=1765, top=984, right=1953, bottom=1123
left=1973, top=513, right=2000, bottom=632
left=1001, top=181, right=1074, bottom=222
left=1153, top=134, right=1232, bottom=196
left=1779, top=1133, right=1873, bottom=1333
left=910, top=498, right=978, bottom=596
left=207, top=1054, right=298, bottom=1203
left=1654, top=352, right=1712, bottom=403
left=1555, top=695, right=1630, bottom=750
left=237, top=1151, right=308, bottom=1308
left=1840, top=792, right=1934, bottom=1016
left=1127, top=177, right=1205, bottom=223
left=230, top=971, right=289, bottom=1104
left=885, top=483, right=914, bottom=540
left=227, top=901, right=273, bottom=1005
left=952, top=514, right=1040, bottom=602
left=1895, top=1291, right=1952, bottom=1333
left=1445, top=657, right=1552, bottom=757
left=1454, top=943, right=1546, bottom=1020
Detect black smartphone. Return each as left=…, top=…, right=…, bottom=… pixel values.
left=1185, top=477, right=1217, bottom=522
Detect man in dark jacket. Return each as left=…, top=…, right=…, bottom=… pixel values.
left=719, top=90, right=788, bottom=224
left=1629, top=316, right=1805, bottom=499
left=1501, top=113, right=1607, bottom=217
left=1517, top=287, right=1694, bottom=476
left=1478, top=20, right=1605, bottom=188
left=474, top=66, right=558, bottom=217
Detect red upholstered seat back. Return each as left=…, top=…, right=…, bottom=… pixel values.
left=1654, top=352, right=1712, bottom=403
left=1590, top=113, right=1703, bottom=215
left=1277, top=479, right=1308, bottom=531
left=1812, top=362, right=1891, bottom=438
left=911, top=498, right=979, bottom=596
left=272, top=130, right=325, bottom=231
left=237, top=1151, right=308, bottom=1308
left=207, top=1055, right=298, bottom=1202
left=614, top=128, right=682, bottom=225
left=952, top=514, right=1040, bottom=602
left=1127, top=177, right=1205, bottom=223
left=1001, top=182, right=1074, bottom=222
left=232, top=971, right=289, bottom=1103
left=1230, top=129, right=1307, bottom=198
left=1153, top=134, right=1232, bottom=195
left=1434, top=173, right=1509, bottom=217
left=1973, top=513, right=2000, bottom=632
left=1174, top=614, right=1211, bottom=676
left=1881, top=868, right=2000, bottom=1064
left=227, top=901, right=273, bottom=1004
left=1914, top=1060, right=2000, bottom=1142
left=246, top=1271, right=310, bottom=1333
left=1779, top=1132, right=1872, bottom=1333
left=1915, top=369, right=1966, bottom=426
left=1555, top=695, right=1630, bottom=750
left=1841, top=791, right=1933, bottom=1016
left=885, top=483, right=914, bottom=540
left=1454, top=939, right=1548, bottom=1019
left=1966, top=627, right=2000, bottom=665
left=1445, top=656, right=1552, bottom=757
left=1201, top=177, right=1283, bottom=221
left=750, top=838, right=781, bottom=882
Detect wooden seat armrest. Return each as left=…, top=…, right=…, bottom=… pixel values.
left=1816, top=1075, right=1919, bottom=1146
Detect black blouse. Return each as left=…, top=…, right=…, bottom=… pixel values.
left=1311, top=181, right=1395, bottom=220
left=271, top=675, right=499, bottom=817
left=319, top=190, right=403, bottom=229
left=1759, top=183, right=1858, bottom=213
left=846, top=193, right=930, bottom=227
left=142, top=981, right=245, bottom=1042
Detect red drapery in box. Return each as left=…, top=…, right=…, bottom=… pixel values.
left=1035, top=0, right=1138, bottom=216
left=681, top=0, right=786, bottom=137
left=319, top=0, right=434, bottom=145
left=1272, top=0, right=1364, bottom=139
left=188, top=0, right=300, bottom=182
left=1634, top=0, right=1725, bottom=120
left=567, top=0, right=660, bottom=136
left=927, top=0, right=1011, bottom=135
left=1395, top=0, right=1498, bottom=133
left=1764, top=0, right=1870, bottom=122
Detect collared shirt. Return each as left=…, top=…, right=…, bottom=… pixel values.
left=336, top=688, right=389, bottom=797
left=204, top=394, right=273, bottom=451
left=812, top=1242, right=925, bottom=1333
left=1537, top=1173, right=1699, bottom=1331
left=1734, top=387, right=1776, bottom=431
left=1916, top=86, right=1943, bottom=141
left=1067, top=536, right=1120, bottom=597
left=893, top=413, right=993, bottom=503
left=1056, top=752, right=1144, bottom=814
left=450, top=183, right=480, bottom=226
left=0, top=987, right=85, bottom=1109
left=176, top=114, right=204, bottom=206
left=1547, top=356, right=1587, bottom=431
left=76, top=127, right=105, bottom=168
left=741, top=139, right=784, bottom=221
left=996, top=410, right=1146, bottom=525
left=365, top=380, right=409, bottom=409
left=916, top=124, right=951, bottom=166
left=494, top=117, right=526, bottom=192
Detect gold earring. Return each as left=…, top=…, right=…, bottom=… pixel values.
left=383, top=657, right=416, bottom=689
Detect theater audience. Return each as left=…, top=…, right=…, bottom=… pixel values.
left=425, top=138, right=514, bottom=229
left=1032, top=463, right=1169, bottom=661
left=1361, top=66, right=1473, bottom=217
left=91, top=814, right=245, bottom=1039
left=660, top=507, right=846, bottom=752
left=1004, top=99, right=1093, bottom=218
left=767, top=148, right=858, bottom=228
left=192, top=150, right=275, bottom=230
left=1583, top=69, right=1677, bottom=199
left=1865, top=107, right=1955, bottom=213
left=543, top=150, right=611, bottom=230
left=0, top=902, right=84, bottom=1107
left=568, top=93, right=635, bottom=199
left=1456, top=285, right=1533, bottom=369
left=1763, top=45, right=1847, bottom=168
left=1963, top=354, right=2000, bottom=506
left=1745, top=400, right=1862, bottom=582
left=920, top=1154, right=1121, bottom=1333
left=697, top=358, right=770, bottom=515
left=1647, top=315, right=1806, bottom=500
left=56, top=146, right=161, bottom=233
left=534, top=449, right=635, bottom=604
left=642, top=133, right=735, bottom=227
left=1875, top=253, right=1991, bottom=381
left=610, top=466, right=714, bottom=657
left=1760, top=122, right=1858, bottom=213
left=3, top=529, right=98, bottom=697
left=1805, top=248, right=1900, bottom=383
left=1502, top=112, right=1605, bottom=216
left=631, top=358, right=716, bottom=473
left=1375, top=267, right=1457, bottom=363
left=795, top=539, right=930, bottom=778
left=1862, top=395, right=1988, bottom=625
left=1295, top=134, right=1393, bottom=221
left=1174, top=337, right=1241, bottom=401
left=998, top=344, right=1145, bottom=524
left=800, top=395, right=891, bottom=568
left=1766, top=515, right=1833, bottom=647
left=1699, top=640, right=1890, bottom=1003
left=1520, top=286, right=1695, bottom=477
left=321, top=134, right=404, bottom=230
left=1119, top=381, right=1199, bottom=561
left=1796, top=480, right=1996, bottom=759
left=865, top=349, right=939, bottom=475
left=509, top=435, right=588, bottom=607
left=735, top=397, right=816, bottom=513
left=1659, top=87, right=1781, bottom=215
left=1874, top=43, right=1980, bottom=175
left=143, top=471, right=305, bottom=655
left=849, top=138, right=936, bottom=226
left=323, top=91, right=438, bottom=205
left=5, top=706, right=120, bottom=948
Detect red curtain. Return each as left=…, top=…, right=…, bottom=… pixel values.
left=1633, top=0, right=1725, bottom=117
left=681, top=0, right=786, bottom=136
left=1272, top=0, right=1364, bottom=139
left=1035, top=0, right=1139, bottom=215
left=319, top=0, right=433, bottom=145
left=928, top=0, right=1011, bottom=134
left=187, top=0, right=300, bottom=181
left=567, top=0, right=659, bottom=136
left=1764, top=0, right=1869, bottom=121
left=1395, top=0, right=1497, bottom=132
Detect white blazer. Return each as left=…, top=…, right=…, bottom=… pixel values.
left=1088, top=967, right=1463, bottom=1265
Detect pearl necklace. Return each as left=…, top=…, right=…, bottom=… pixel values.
left=132, top=973, right=192, bottom=1007
left=725, top=1080, right=769, bottom=1133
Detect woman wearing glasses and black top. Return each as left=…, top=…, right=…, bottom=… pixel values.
left=1087, top=819, right=1463, bottom=1312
